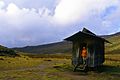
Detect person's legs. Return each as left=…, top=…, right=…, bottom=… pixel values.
left=83, top=57, right=86, bottom=65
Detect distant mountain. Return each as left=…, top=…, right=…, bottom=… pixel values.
left=13, top=32, right=120, bottom=54
left=13, top=41, right=72, bottom=54
left=101, top=32, right=120, bottom=38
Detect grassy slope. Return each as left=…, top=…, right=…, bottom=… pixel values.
left=105, top=35, right=120, bottom=54
left=0, top=45, right=17, bottom=56
left=0, top=54, right=119, bottom=80
left=13, top=41, right=72, bottom=54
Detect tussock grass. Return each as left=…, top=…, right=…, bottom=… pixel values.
left=0, top=55, right=43, bottom=71
left=20, top=53, right=72, bottom=59
left=0, top=53, right=119, bottom=80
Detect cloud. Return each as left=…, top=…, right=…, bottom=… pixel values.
left=54, top=0, right=119, bottom=24
left=0, top=2, right=73, bottom=47
left=3, top=0, right=59, bottom=10
left=0, top=1, right=5, bottom=9
left=0, top=0, right=120, bottom=47
left=0, top=2, right=57, bottom=47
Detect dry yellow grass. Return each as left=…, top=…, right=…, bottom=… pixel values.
left=0, top=54, right=119, bottom=80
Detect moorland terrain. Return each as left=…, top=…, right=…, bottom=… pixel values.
left=0, top=32, right=120, bottom=80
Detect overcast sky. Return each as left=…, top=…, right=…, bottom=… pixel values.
left=0, top=0, right=120, bottom=48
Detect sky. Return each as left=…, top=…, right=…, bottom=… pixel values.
left=0, top=0, right=120, bottom=48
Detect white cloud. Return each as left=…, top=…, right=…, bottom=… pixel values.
left=6, top=3, right=20, bottom=15
left=3, top=0, right=58, bottom=10
left=0, top=0, right=120, bottom=47
left=0, top=3, right=53, bottom=29
left=0, top=3, right=56, bottom=47
left=0, top=2, right=73, bottom=47
left=54, top=0, right=119, bottom=24
left=0, top=1, right=4, bottom=9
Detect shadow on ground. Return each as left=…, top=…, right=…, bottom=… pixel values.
left=101, top=65, right=120, bottom=73
left=55, top=64, right=120, bottom=75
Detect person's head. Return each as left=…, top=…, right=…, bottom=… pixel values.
left=83, top=47, right=86, bottom=49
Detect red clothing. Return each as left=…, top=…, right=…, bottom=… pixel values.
left=81, top=48, right=87, bottom=58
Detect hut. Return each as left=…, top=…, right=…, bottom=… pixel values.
left=64, top=28, right=110, bottom=71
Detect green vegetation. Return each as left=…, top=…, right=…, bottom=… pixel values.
left=105, top=35, right=120, bottom=54
left=13, top=41, right=72, bottom=54
left=0, top=45, right=17, bottom=57
left=19, top=52, right=72, bottom=59
left=0, top=31, right=119, bottom=80
left=13, top=35, right=120, bottom=55
left=0, top=53, right=119, bottom=80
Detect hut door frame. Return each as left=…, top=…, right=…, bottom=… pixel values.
left=88, top=44, right=95, bottom=67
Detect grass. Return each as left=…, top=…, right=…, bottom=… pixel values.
left=0, top=53, right=119, bottom=80
left=0, top=55, right=43, bottom=71
left=105, top=35, right=120, bottom=54
left=20, top=52, right=72, bottom=59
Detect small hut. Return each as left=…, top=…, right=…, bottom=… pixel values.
left=64, top=28, right=110, bottom=71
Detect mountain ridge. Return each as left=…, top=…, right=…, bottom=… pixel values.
left=100, top=32, right=120, bottom=38
left=13, top=31, right=120, bottom=54
left=13, top=41, right=72, bottom=54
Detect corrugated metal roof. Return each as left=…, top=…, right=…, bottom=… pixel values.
left=64, top=28, right=110, bottom=43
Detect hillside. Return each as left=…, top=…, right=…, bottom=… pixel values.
left=102, top=32, right=120, bottom=38
left=105, top=33, right=120, bottom=54
left=0, top=45, right=17, bottom=56
left=13, top=41, right=72, bottom=54
left=13, top=32, right=120, bottom=54
left=99, top=31, right=120, bottom=54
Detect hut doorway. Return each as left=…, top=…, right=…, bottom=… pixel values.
left=77, top=43, right=87, bottom=65
left=79, top=43, right=87, bottom=58
left=73, top=43, right=88, bottom=71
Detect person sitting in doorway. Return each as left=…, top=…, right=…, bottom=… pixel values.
left=81, top=47, right=87, bottom=65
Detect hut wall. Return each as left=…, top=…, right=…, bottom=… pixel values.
left=72, top=41, right=80, bottom=65
left=72, top=39, right=105, bottom=67
left=87, top=42, right=95, bottom=67
left=94, top=41, right=105, bottom=67
left=86, top=39, right=105, bottom=67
